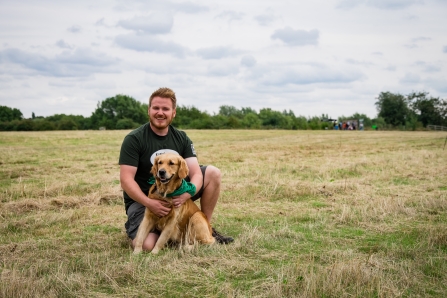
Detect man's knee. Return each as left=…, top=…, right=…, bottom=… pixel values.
left=205, top=165, right=221, bottom=184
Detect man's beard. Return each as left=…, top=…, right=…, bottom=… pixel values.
left=149, top=116, right=173, bottom=130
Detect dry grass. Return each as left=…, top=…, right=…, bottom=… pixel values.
left=1, top=130, right=446, bottom=297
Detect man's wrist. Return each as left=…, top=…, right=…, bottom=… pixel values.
left=185, top=181, right=196, bottom=197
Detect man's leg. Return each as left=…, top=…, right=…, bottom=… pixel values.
left=200, top=165, right=234, bottom=244
left=199, top=165, right=220, bottom=222
left=125, top=202, right=160, bottom=251
left=132, top=232, right=159, bottom=251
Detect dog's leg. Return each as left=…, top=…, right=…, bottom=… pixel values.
left=188, top=212, right=216, bottom=245
left=151, top=220, right=177, bottom=254
left=133, top=211, right=155, bottom=254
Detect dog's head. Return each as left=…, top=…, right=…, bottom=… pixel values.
left=151, top=153, right=189, bottom=184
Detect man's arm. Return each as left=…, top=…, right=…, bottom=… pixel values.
left=171, top=157, right=203, bottom=207
left=120, top=165, right=171, bottom=217
left=185, top=156, right=203, bottom=192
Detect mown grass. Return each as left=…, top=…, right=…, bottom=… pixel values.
left=1, top=130, right=446, bottom=297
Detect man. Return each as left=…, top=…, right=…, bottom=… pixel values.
left=119, top=87, right=233, bottom=251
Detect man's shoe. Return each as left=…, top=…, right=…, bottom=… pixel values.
left=212, top=228, right=234, bottom=244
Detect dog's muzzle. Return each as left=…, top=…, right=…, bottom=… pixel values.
left=157, top=169, right=174, bottom=184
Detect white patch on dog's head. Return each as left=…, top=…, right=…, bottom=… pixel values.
left=150, top=149, right=180, bottom=165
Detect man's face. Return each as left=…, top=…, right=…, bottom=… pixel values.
left=148, top=96, right=176, bottom=130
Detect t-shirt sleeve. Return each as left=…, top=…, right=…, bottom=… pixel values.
left=181, top=132, right=197, bottom=159
left=119, top=135, right=140, bottom=167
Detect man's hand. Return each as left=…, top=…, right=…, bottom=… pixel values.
left=172, top=192, right=192, bottom=208
left=148, top=199, right=172, bottom=217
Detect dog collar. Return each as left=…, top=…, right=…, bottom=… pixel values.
left=148, top=177, right=196, bottom=197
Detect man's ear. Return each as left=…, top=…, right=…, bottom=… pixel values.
left=178, top=157, right=189, bottom=179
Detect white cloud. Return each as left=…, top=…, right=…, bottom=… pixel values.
left=207, top=62, right=239, bottom=76
left=56, top=40, right=73, bottom=49
left=346, top=59, right=375, bottom=67
left=240, top=55, right=256, bottom=67
left=400, top=73, right=421, bottom=84
left=252, top=64, right=364, bottom=86
left=337, top=0, right=422, bottom=10
left=367, top=0, right=422, bottom=10
left=254, top=12, right=279, bottom=26
left=411, top=36, right=431, bottom=42
left=385, top=65, right=397, bottom=71
left=196, top=46, right=243, bottom=59
left=215, top=10, right=245, bottom=22
left=271, top=27, right=319, bottom=46
left=114, top=34, right=189, bottom=57
left=117, top=14, right=174, bottom=34
left=0, top=0, right=446, bottom=119
left=0, top=48, right=119, bottom=77
left=67, top=25, right=81, bottom=33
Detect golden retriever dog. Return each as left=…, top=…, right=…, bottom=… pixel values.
left=133, top=153, right=215, bottom=254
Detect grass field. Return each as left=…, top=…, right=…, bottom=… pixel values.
left=1, top=129, right=446, bottom=297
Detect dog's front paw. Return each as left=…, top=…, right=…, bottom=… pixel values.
left=133, top=247, right=143, bottom=254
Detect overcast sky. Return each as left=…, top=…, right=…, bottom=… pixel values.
left=1, top=0, right=446, bottom=119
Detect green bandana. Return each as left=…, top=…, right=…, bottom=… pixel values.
left=148, top=176, right=196, bottom=197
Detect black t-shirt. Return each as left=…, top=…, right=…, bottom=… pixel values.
left=119, top=123, right=197, bottom=211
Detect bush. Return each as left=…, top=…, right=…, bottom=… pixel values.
left=58, top=119, right=78, bottom=130
left=116, top=118, right=138, bottom=129
left=16, top=120, right=35, bottom=131
left=33, top=120, right=56, bottom=131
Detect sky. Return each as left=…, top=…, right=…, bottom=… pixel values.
left=1, top=0, right=446, bottom=120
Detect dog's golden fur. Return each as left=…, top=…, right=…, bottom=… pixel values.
left=133, top=153, right=215, bottom=254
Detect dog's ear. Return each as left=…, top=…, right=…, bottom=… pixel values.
left=151, top=156, right=159, bottom=176
left=177, top=156, right=189, bottom=179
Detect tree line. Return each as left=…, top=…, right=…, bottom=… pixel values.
left=1, top=91, right=446, bottom=131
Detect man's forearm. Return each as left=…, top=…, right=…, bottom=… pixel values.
left=121, top=179, right=153, bottom=208
left=189, top=175, right=202, bottom=196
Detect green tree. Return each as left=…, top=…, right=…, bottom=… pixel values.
left=33, top=119, right=56, bottom=131
left=116, top=118, right=138, bottom=129
left=45, top=114, right=90, bottom=130
left=292, top=116, right=308, bottom=130
left=371, top=117, right=387, bottom=130
left=258, top=108, right=285, bottom=128
left=241, top=107, right=258, bottom=116
left=241, top=113, right=262, bottom=129
left=0, top=106, right=23, bottom=122
left=218, top=105, right=244, bottom=119
left=375, top=92, right=409, bottom=126
left=307, top=116, right=325, bottom=130
left=58, top=119, right=78, bottom=130
left=406, top=91, right=446, bottom=127
left=189, top=117, right=215, bottom=129
left=209, top=115, right=229, bottom=129
left=16, top=120, right=34, bottom=131
left=174, top=105, right=210, bottom=128
left=90, top=95, right=148, bottom=129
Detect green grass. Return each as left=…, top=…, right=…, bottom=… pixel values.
left=1, top=130, right=447, bottom=297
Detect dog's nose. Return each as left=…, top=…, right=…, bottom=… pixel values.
left=158, top=169, right=166, bottom=178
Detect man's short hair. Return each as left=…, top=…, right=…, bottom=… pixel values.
left=149, top=87, right=177, bottom=109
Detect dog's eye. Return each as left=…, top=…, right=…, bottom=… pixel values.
left=169, top=161, right=175, bottom=165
